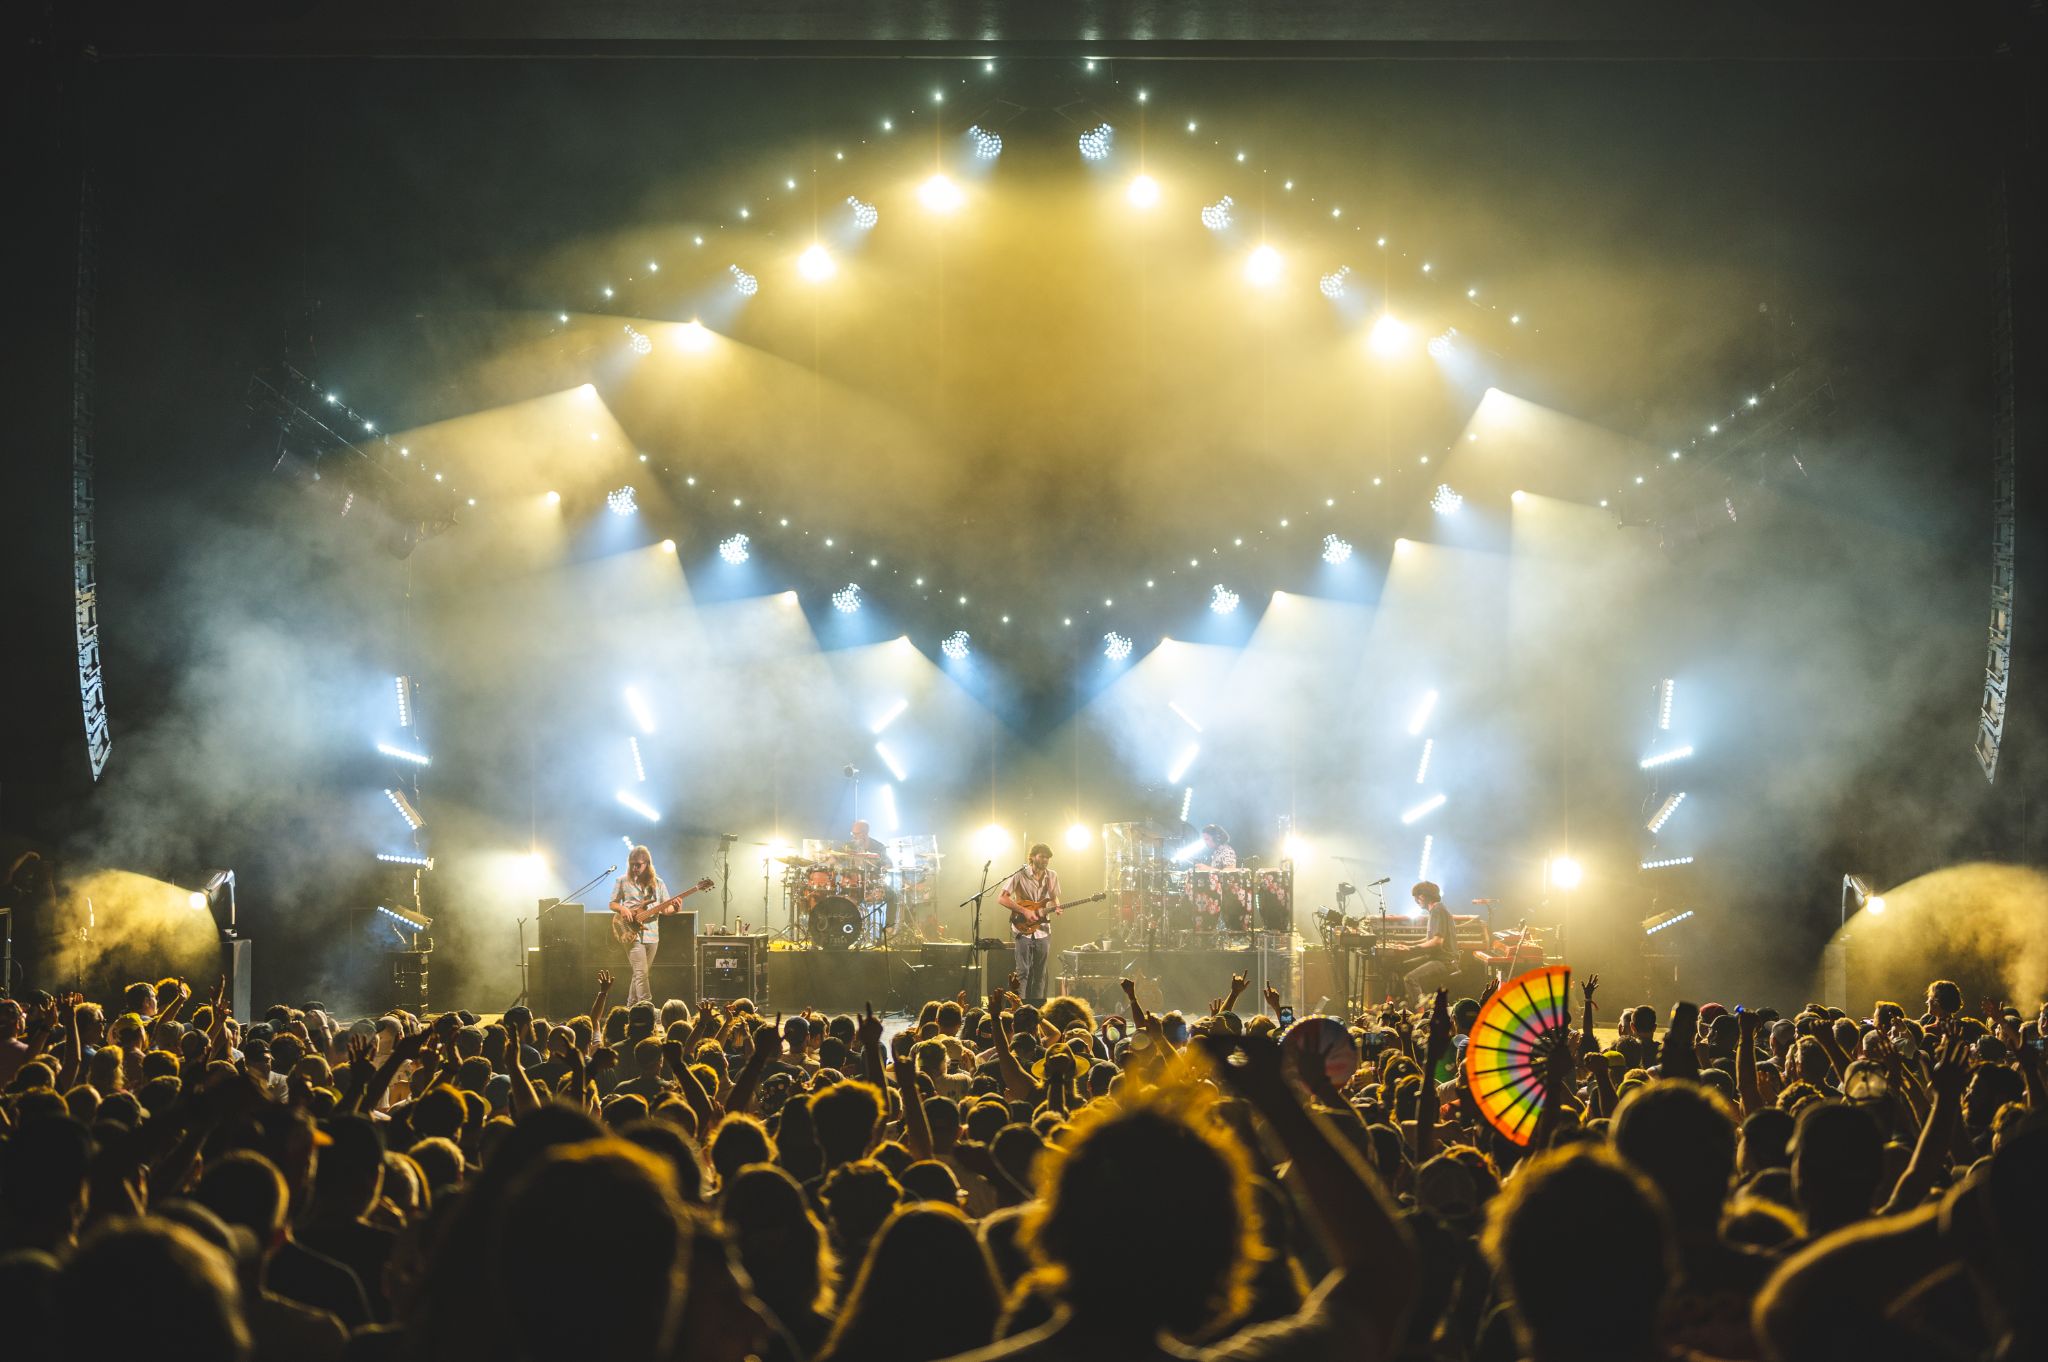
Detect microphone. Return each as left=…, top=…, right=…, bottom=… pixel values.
left=1367, top=876, right=1391, bottom=887
left=842, top=764, right=860, bottom=778
left=1471, top=898, right=1495, bottom=904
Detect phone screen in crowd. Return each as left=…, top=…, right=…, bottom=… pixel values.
left=1278, top=1006, right=1296, bottom=1027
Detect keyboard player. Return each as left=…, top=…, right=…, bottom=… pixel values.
left=1379, top=880, right=1460, bottom=1002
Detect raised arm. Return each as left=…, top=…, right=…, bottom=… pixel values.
left=988, top=997, right=1045, bottom=1106
left=1737, top=1009, right=1763, bottom=1117
left=857, top=1003, right=887, bottom=1089
left=1416, top=989, right=1450, bottom=1161
left=725, top=1020, right=776, bottom=1117
left=504, top=1023, right=543, bottom=1119
left=1205, top=1032, right=1417, bottom=1356
left=890, top=1051, right=934, bottom=1160
left=1882, top=1026, right=1969, bottom=1214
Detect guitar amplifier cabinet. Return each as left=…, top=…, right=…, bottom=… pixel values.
left=697, top=933, right=769, bottom=1006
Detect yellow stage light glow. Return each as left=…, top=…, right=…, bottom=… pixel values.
left=918, top=172, right=964, bottom=213
left=1867, top=895, right=1887, bottom=915
left=1511, top=490, right=1527, bottom=503
left=1244, top=243, right=1283, bottom=286
left=973, top=824, right=1013, bottom=858
left=545, top=490, right=561, bottom=506
left=798, top=243, right=836, bottom=281
left=1549, top=856, right=1585, bottom=889
left=1065, top=823, right=1092, bottom=851
left=660, top=539, right=676, bottom=553
left=1127, top=174, right=1160, bottom=208
left=187, top=891, right=209, bottom=912
left=1368, top=312, right=1413, bottom=357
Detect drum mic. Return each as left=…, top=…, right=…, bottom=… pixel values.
left=842, top=764, right=859, bottom=777
left=1367, top=877, right=1391, bottom=887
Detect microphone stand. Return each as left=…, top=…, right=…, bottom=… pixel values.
left=514, top=863, right=616, bottom=1010
left=959, top=861, right=1025, bottom=1002
left=718, top=834, right=737, bottom=928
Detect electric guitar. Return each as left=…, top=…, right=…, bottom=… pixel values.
left=611, top=878, right=715, bottom=945
left=1007, top=890, right=1107, bottom=936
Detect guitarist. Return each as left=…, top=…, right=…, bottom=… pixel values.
left=610, top=844, right=670, bottom=1007
left=998, top=842, right=1061, bottom=1005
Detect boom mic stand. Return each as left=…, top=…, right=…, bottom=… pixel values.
left=959, top=861, right=1024, bottom=1003
left=512, top=863, right=616, bottom=1010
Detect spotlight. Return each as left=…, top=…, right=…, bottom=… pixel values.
left=1549, top=856, right=1584, bottom=889
left=1427, top=329, right=1457, bottom=359
left=623, top=686, right=656, bottom=734
left=1103, top=631, right=1133, bottom=661
left=1414, top=738, right=1433, bottom=783
left=876, top=783, right=900, bottom=832
left=973, top=824, right=1013, bottom=858
left=873, top=742, right=907, bottom=781
left=187, top=890, right=209, bottom=912
left=798, top=244, right=836, bottom=281
left=1172, top=837, right=1208, bottom=862
left=1244, top=244, right=1283, bottom=286
left=832, top=583, right=863, bottom=613
left=1180, top=786, right=1194, bottom=820
left=968, top=125, right=1003, bottom=159
left=941, top=630, right=971, bottom=660
left=545, top=490, right=561, bottom=506
left=616, top=790, right=661, bottom=823
left=1401, top=793, right=1446, bottom=825
left=1418, top=834, right=1434, bottom=880
left=1643, top=907, right=1695, bottom=932
left=919, top=173, right=964, bottom=213
left=1866, top=895, right=1887, bottom=915
left=660, top=539, right=676, bottom=553
left=729, top=264, right=759, bottom=296
left=846, top=195, right=879, bottom=230
left=393, top=675, right=413, bottom=728
left=1368, top=312, right=1413, bottom=357
left=1430, top=484, right=1463, bottom=515
left=1065, top=823, right=1092, bottom=851
left=1646, top=792, right=1687, bottom=833
left=607, top=486, right=639, bottom=516
left=1639, top=745, right=1694, bottom=769
left=625, top=325, right=652, bottom=355
left=870, top=699, right=907, bottom=733
left=630, top=736, right=646, bottom=782
left=718, top=533, right=750, bottom=564
left=1168, top=702, right=1203, bottom=733
left=1209, top=584, right=1240, bottom=614
left=1077, top=123, right=1114, bottom=160
left=1640, top=856, right=1695, bottom=872
left=1319, top=266, right=1350, bottom=299
left=1406, top=689, right=1439, bottom=736
left=1284, top=834, right=1310, bottom=862
left=1320, top=534, right=1353, bottom=564
left=377, top=742, right=431, bottom=767
left=677, top=320, right=713, bottom=351
left=1658, top=679, right=1675, bottom=731
left=385, top=788, right=425, bottom=830
left=1201, top=195, right=1234, bottom=231
left=1126, top=173, right=1160, bottom=208
left=1167, top=743, right=1200, bottom=784
left=376, top=853, right=435, bottom=870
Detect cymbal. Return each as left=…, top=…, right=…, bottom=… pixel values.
left=828, top=850, right=882, bottom=862
left=775, top=855, right=815, bottom=868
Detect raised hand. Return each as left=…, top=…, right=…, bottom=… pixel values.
left=1232, top=971, right=1249, bottom=995
left=1008, top=971, right=1022, bottom=995
left=1426, top=989, right=1452, bottom=1067
left=857, top=1001, right=884, bottom=1050
left=1210, top=997, right=1225, bottom=1016
left=1581, top=974, right=1600, bottom=1005
left=1930, top=1026, right=1972, bottom=1101
left=1262, top=983, right=1282, bottom=1015
left=662, top=1039, right=686, bottom=1076
left=347, top=1035, right=374, bottom=1078
left=1120, top=978, right=1138, bottom=998
left=596, top=969, right=614, bottom=990
left=1479, top=976, right=1500, bottom=1008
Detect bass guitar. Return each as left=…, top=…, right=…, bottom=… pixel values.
left=1008, top=890, right=1107, bottom=936
left=611, top=878, right=716, bottom=945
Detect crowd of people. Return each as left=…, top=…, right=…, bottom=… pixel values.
left=0, top=962, right=2043, bottom=1362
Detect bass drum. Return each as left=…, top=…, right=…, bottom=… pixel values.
left=809, top=895, right=864, bottom=950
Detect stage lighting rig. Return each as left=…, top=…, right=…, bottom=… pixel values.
left=1201, top=195, right=1234, bottom=231
left=846, top=195, right=879, bottom=230
left=718, top=533, right=751, bottom=564
left=1321, top=534, right=1353, bottom=564
left=606, top=486, right=638, bottom=516
left=832, top=583, right=863, bottom=613
left=1430, top=484, right=1463, bottom=515
left=1077, top=123, right=1114, bottom=160
left=1319, top=266, right=1350, bottom=299
left=1103, top=632, right=1133, bottom=661
left=1209, top=584, right=1240, bottom=614
left=968, top=125, right=1003, bottom=159
left=729, top=264, right=759, bottom=296
left=941, top=631, right=972, bottom=661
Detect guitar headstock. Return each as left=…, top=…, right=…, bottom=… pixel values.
left=696, top=877, right=714, bottom=892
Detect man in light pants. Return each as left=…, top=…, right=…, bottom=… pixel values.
left=999, top=842, right=1061, bottom=1005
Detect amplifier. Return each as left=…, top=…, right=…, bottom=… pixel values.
left=697, top=933, right=769, bottom=1005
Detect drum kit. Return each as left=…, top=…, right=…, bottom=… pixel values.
left=1103, top=823, right=1295, bottom=949
left=772, top=838, right=945, bottom=950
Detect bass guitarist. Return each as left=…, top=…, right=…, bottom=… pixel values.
left=611, top=844, right=669, bottom=1007
left=998, top=842, right=1062, bottom=1005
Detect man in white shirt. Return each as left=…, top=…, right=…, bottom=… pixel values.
left=998, top=843, right=1061, bottom=1005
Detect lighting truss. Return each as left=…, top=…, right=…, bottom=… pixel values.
left=385, top=788, right=425, bottom=830
left=1657, top=679, right=1675, bottom=731
left=1414, top=738, right=1434, bottom=784
left=616, top=790, right=661, bottom=823
left=1643, top=907, right=1695, bottom=934
left=1417, top=834, right=1434, bottom=881
left=1640, top=856, right=1695, bottom=871
left=1639, top=745, right=1693, bottom=769
left=873, top=742, right=908, bottom=782
left=376, top=853, right=435, bottom=870
left=377, top=742, right=431, bottom=767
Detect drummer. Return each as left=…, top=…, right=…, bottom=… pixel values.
left=842, top=819, right=888, bottom=861
left=1192, top=824, right=1238, bottom=870
left=838, top=819, right=897, bottom=930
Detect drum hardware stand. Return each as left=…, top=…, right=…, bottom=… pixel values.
left=515, top=863, right=614, bottom=1010
left=718, top=833, right=737, bottom=927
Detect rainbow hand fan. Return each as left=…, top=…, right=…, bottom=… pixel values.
left=1462, top=965, right=1573, bottom=1146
